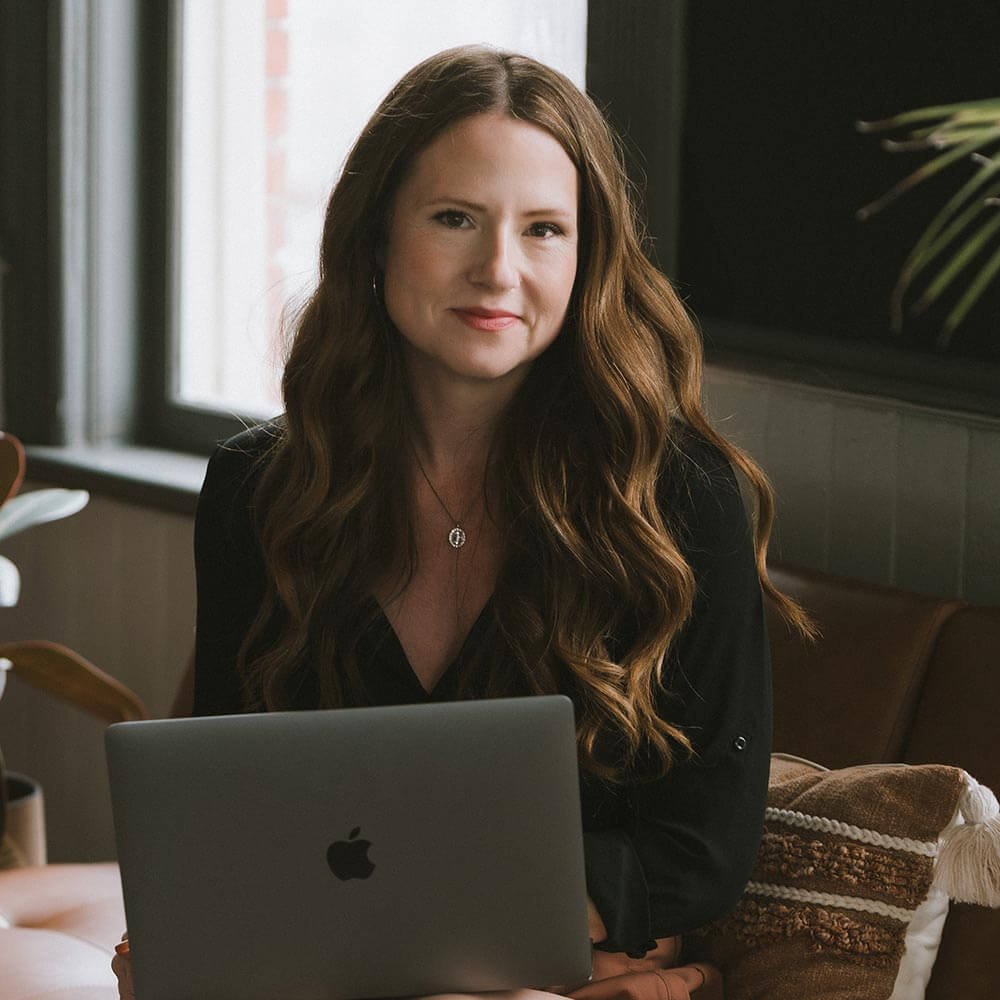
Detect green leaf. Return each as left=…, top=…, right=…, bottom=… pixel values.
left=914, top=209, right=1000, bottom=310
left=902, top=164, right=1000, bottom=277
left=857, top=98, right=1000, bottom=134
left=941, top=241, right=1000, bottom=345
left=893, top=192, right=1000, bottom=329
left=891, top=197, right=993, bottom=326
left=857, top=127, right=1000, bottom=220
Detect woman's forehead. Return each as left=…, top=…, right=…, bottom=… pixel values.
left=395, top=112, right=579, bottom=213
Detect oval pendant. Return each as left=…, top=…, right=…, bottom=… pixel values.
left=448, top=526, right=466, bottom=549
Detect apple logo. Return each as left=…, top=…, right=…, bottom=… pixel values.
left=327, top=826, right=375, bottom=881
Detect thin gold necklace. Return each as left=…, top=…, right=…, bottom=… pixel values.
left=411, top=446, right=478, bottom=549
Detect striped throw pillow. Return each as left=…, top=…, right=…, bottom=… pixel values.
left=695, top=754, right=1000, bottom=1000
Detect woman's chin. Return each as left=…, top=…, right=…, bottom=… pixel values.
left=408, top=351, right=537, bottom=391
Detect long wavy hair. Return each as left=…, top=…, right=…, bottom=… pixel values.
left=238, top=45, right=811, bottom=781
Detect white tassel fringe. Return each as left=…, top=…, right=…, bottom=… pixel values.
left=932, top=772, right=1000, bottom=907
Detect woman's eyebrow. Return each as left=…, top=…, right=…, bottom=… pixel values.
left=523, top=207, right=577, bottom=220
left=425, top=196, right=487, bottom=212
left=424, top=196, right=575, bottom=219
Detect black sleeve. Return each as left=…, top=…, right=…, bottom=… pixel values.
left=584, top=430, right=772, bottom=954
left=192, top=429, right=273, bottom=717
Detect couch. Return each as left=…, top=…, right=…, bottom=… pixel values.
left=764, top=564, right=1000, bottom=1000
left=0, top=562, right=997, bottom=998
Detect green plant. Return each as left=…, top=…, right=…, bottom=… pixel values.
left=857, top=97, right=1000, bottom=346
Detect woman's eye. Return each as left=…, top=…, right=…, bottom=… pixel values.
left=527, top=221, right=563, bottom=238
left=434, top=210, right=470, bottom=229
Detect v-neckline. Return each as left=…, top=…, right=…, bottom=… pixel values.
left=370, top=594, right=495, bottom=697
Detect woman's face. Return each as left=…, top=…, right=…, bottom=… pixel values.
left=383, top=111, right=579, bottom=392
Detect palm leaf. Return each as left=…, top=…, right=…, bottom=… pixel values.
left=914, top=209, right=1000, bottom=311
left=857, top=127, right=1000, bottom=220
left=858, top=98, right=1000, bottom=342
left=941, top=241, right=1000, bottom=345
left=890, top=182, right=1000, bottom=329
left=857, top=97, right=1000, bottom=134
left=901, top=164, right=1000, bottom=279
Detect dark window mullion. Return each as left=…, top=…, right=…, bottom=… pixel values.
left=586, top=0, right=686, bottom=277
left=0, top=2, right=61, bottom=444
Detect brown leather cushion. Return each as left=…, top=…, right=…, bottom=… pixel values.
left=766, top=564, right=960, bottom=768
left=901, top=605, right=1000, bottom=803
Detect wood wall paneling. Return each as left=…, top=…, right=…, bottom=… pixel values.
left=704, top=366, right=1000, bottom=605
left=762, top=390, right=835, bottom=571
left=964, top=428, right=1000, bottom=605
left=704, top=368, right=772, bottom=466
left=829, top=404, right=899, bottom=583
left=895, top=416, right=969, bottom=599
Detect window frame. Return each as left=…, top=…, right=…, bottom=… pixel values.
left=139, top=0, right=249, bottom=454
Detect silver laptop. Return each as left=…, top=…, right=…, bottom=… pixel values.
left=106, top=695, right=593, bottom=1000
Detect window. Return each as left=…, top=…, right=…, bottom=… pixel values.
left=1, top=1, right=597, bottom=461
left=173, top=0, right=587, bottom=419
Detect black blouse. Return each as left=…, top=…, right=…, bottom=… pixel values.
left=192, top=423, right=772, bottom=957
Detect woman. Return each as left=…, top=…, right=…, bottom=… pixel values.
left=116, top=44, right=808, bottom=999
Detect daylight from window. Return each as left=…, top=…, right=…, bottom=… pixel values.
left=175, top=0, right=587, bottom=417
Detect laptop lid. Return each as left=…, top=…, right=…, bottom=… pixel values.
left=106, top=695, right=593, bottom=1000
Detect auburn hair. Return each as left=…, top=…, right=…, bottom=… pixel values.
left=237, top=45, right=811, bottom=781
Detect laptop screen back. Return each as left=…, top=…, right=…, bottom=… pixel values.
left=106, top=696, right=592, bottom=999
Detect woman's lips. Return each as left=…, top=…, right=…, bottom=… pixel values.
left=451, top=308, right=520, bottom=332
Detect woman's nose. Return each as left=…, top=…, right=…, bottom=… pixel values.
left=469, top=228, right=519, bottom=291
